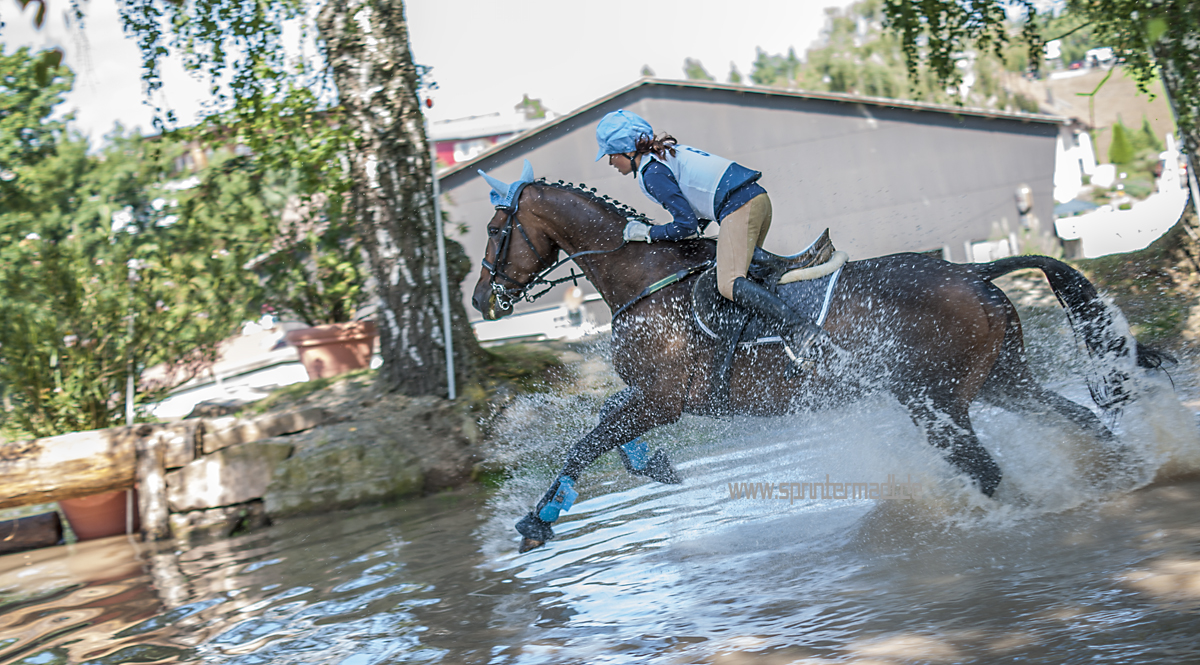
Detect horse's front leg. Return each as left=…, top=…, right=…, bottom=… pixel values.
left=515, top=385, right=684, bottom=551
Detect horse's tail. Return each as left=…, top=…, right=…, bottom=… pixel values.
left=969, top=255, right=1172, bottom=409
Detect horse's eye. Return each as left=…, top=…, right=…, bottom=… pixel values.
left=487, top=226, right=500, bottom=237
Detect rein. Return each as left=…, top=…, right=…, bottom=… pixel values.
left=610, top=260, right=713, bottom=320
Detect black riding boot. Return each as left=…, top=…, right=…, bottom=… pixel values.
left=731, top=276, right=826, bottom=363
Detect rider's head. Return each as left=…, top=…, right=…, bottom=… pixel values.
left=595, top=109, right=652, bottom=163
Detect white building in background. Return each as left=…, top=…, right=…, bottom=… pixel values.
left=1054, top=120, right=1098, bottom=203
left=429, top=110, right=557, bottom=170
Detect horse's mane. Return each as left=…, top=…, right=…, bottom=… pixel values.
left=536, top=179, right=652, bottom=225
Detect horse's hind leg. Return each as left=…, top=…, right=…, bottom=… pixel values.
left=979, top=308, right=1116, bottom=443
left=982, top=380, right=1115, bottom=442
left=902, top=396, right=1002, bottom=497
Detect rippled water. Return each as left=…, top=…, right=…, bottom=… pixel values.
left=4, top=320, right=1200, bottom=663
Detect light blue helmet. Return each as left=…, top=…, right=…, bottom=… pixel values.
left=594, top=109, right=653, bottom=161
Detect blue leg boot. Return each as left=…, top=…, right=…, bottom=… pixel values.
left=515, top=475, right=578, bottom=552
left=618, top=438, right=682, bottom=484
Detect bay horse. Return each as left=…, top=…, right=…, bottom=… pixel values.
left=471, top=177, right=1164, bottom=552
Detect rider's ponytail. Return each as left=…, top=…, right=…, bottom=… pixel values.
left=634, top=133, right=678, bottom=160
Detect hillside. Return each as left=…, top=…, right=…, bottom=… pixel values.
left=1005, top=66, right=1177, bottom=159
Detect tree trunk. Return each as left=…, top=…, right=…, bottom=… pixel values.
left=1154, top=21, right=1200, bottom=209
left=317, top=0, right=482, bottom=397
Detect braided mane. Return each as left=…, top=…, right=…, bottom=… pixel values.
left=536, top=178, right=652, bottom=224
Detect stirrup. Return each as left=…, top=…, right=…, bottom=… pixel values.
left=782, top=325, right=825, bottom=369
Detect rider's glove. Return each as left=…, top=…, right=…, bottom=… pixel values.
left=623, top=221, right=652, bottom=243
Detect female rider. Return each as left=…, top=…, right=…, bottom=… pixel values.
left=596, top=109, right=823, bottom=361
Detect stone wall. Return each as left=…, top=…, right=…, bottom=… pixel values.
left=0, top=391, right=482, bottom=547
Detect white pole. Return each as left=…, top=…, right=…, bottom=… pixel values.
left=125, top=260, right=137, bottom=536
left=427, top=118, right=456, bottom=400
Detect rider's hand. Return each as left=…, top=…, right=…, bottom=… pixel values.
left=623, top=221, right=652, bottom=243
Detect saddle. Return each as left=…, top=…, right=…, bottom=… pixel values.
left=747, top=228, right=836, bottom=289
left=692, top=230, right=846, bottom=407
left=692, top=229, right=843, bottom=346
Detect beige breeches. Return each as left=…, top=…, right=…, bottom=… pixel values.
left=716, top=193, right=773, bottom=300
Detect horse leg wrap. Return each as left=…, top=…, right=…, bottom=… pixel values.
left=618, top=439, right=681, bottom=484
left=515, top=475, right=578, bottom=542
left=618, top=438, right=649, bottom=473
left=536, top=476, right=578, bottom=522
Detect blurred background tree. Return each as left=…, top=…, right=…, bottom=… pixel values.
left=881, top=0, right=1200, bottom=211
left=0, top=48, right=267, bottom=438
left=683, top=57, right=715, bottom=81
left=1109, top=120, right=1135, bottom=164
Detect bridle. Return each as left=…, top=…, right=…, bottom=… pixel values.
left=481, top=181, right=711, bottom=321
left=482, top=182, right=627, bottom=312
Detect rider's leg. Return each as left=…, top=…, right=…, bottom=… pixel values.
left=715, top=193, right=773, bottom=302
left=717, top=194, right=825, bottom=360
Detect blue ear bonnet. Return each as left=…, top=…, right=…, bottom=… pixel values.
left=478, top=159, right=536, bottom=208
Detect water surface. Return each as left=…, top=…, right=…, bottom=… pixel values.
left=3, top=318, right=1200, bottom=664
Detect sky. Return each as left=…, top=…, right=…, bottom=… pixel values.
left=2, top=0, right=854, bottom=144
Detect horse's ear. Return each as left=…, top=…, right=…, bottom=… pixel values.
left=520, top=159, right=535, bottom=183
left=478, top=169, right=510, bottom=195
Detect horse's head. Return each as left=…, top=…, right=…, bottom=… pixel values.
left=471, top=184, right=564, bottom=320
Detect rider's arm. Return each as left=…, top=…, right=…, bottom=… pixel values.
left=641, top=161, right=701, bottom=241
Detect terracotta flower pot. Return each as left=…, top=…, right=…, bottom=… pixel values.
left=59, top=489, right=139, bottom=541
left=284, top=320, right=377, bottom=381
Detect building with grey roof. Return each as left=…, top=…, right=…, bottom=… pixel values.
left=436, top=78, right=1066, bottom=331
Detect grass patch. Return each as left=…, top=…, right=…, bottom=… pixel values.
left=480, top=342, right=565, bottom=392
left=1074, top=209, right=1200, bottom=345
left=242, top=367, right=375, bottom=415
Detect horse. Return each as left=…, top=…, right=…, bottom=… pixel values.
left=470, top=174, right=1165, bottom=553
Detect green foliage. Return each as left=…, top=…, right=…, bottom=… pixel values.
left=881, top=0, right=1200, bottom=191
left=0, top=48, right=73, bottom=191
left=750, top=47, right=802, bottom=87
left=1107, top=115, right=1166, bottom=194
left=750, top=0, right=953, bottom=103
left=1135, top=116, right=1164, bottom=153
left=882, top=0, right=1028, bottom=89
left=1109, top=120, right=1135, bottom=164
left=1044, top=13, right=1099, bottom=66
left=514, top=94, right=547, bottom=120
left=112, top=0, right=487, bottom=397
left=640, top=64, right=655, bottom=78
left=114, top=0, right=369, bottom=329
left=683, top=58, right=714, bottom=81
left=252, top=191, right=368, bottom=326
left=727, top=63, right=743, bottom=85
left=0, top=51, right=265, bottom=438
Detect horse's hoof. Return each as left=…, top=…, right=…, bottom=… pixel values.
left=646, top=450, right=682, bottom=484
left=515, top=512, right=555, bottom=541
left=518, top=538, right=545, bottom=553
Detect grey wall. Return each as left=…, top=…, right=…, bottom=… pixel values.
left=440, top=83, right=1061, bottom=319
